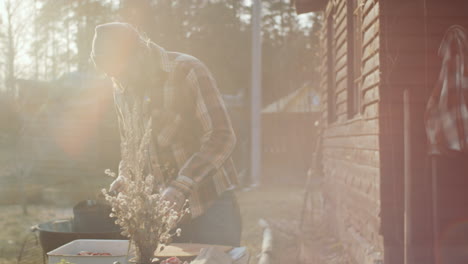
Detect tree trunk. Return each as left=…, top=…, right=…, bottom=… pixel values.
left=5, top=0, right=16, bottom=93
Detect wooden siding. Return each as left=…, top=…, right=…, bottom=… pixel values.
left=320, top=0, right=383, bottom=263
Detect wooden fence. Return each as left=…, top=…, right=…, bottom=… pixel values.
left=262, top=112, right=320, bottom=184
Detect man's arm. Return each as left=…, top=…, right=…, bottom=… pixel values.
left=109, top=89, right=130, bottom=193
left=169, top=61, right=236, bottom=196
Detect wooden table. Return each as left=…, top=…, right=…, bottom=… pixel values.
left=154, top=243, right=250, bottom=264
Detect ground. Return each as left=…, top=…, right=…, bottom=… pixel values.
left=0, top=183, right=309, bottom=264
left=0, top=182, right=352, bottom=264
left=238, top=184, right=304, bottom=263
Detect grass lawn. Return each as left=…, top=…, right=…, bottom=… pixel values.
left=0, top=205, right=72, bottom=264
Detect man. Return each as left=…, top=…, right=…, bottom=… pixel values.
left=90, top=22, right=241, bottom=247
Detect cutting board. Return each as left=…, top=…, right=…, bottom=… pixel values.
left=155, top=243, right=233, bottom=257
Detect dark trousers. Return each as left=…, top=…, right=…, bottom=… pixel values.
left=174, top=191, right=242, bottom=247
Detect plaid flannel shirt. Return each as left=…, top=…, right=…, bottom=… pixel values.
left=114, top=42, right=238, bottom=218
left=426, top=25, right=468, bottom=155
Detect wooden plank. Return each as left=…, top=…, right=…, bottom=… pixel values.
left=335, top=64, right=348, bottom=85
left=363, top=85, right=379, bottom=105
left=335, top=28, right=347, bottom=53
left=362, top=0, right=378, bottom=17
left=335, top=77, right=348, bottom=94
left=336, top=94, right=347, bottom=110
left=338, top=173, right=380, bottom=211
left=320, top=90, right=328, bottom=101
left=325, top=117, right=379, bottom=137
left=334, top=16, right=347, bottom=44
left=338, top=190, right=380, bottom=223
left=361, top=52, right=380, bottom=76
left=334, top=113, right=346, bottom=124
left=320, top=83, right=327, bottom=93
left=320, top=78, right=327, bottom=88
left=336, top=89, right=348, bottom=105
left=324, top=159, right=379, bottom=188
left=345, top=225, right=381, bottom=260
left=320, top=65, right=327, bottom=76
left=339, top=194, right=381, bottom=231
left=335, top=0, right=347, bottom=20
left=320, top=50, right=328, bottom=59
left=362, top=21, right=379, bottom=51
left=323, top=134, right=379, bottom=150
left=362, top=1, right=379, bottom=31
left=335, top=51, right=348, bottom=71
left=335, top=40, right=348, bottom=63
left=323, top=147, right=381, bottom=167
left=322, top=112, right=329, bottom=121
left=362, top=35, right=379, bottom=63
left=320, top=46, right=327, bottom=58
left=334, top=174, right=379, bottom=217
left=362, top=76, right=379, bottom=94
left=324, top=0, right=334, bottom=17
left=361, top=69, right=380, bottom=91
left=363, top=101, right=379, bottom=119
left=345, top=226, right=375, bottom=256
left=334, top=4, right=348, bottom=37
left=337, top=0, right=347, bottom=10
left=320, top=63, right=327, bottom=75
left=336, top=101, right=348, bottom=117
left=319, top=83, right=327, bottom=94
left=320, top=72, right=327, bottom=85
left=323, top=147, right=380, bottom=168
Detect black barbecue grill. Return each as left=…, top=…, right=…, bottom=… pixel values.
left=32, top=200, right=125, bottom=255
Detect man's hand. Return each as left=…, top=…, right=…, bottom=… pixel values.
left=161, top=186, right=186, bottom=212
left=109, top=175, right=125, bottom=193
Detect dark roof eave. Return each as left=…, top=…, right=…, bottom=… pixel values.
left=293, top=0, right=328, bottom=14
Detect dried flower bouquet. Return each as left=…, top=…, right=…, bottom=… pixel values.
left=102, top=89, right=189, bottom=264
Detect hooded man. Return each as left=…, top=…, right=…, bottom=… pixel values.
left=91, top=22, right=241, bottom=247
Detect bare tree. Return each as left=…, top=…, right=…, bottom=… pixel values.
left=3, top=0, right=19, bottom=94
left=2, top=0, right=33, bottom=94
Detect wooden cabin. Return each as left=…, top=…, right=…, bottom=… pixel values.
left=262, top=84, right=320, bottom=184
left=294, top=0, right=468, bottom=264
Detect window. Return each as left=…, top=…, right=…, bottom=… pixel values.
left=327, top=11, right=337, bottom=123
left=347, top=0, right=363, bottom=118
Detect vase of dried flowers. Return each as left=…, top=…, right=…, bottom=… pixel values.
left=102, top=92, right=188, bottom=264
